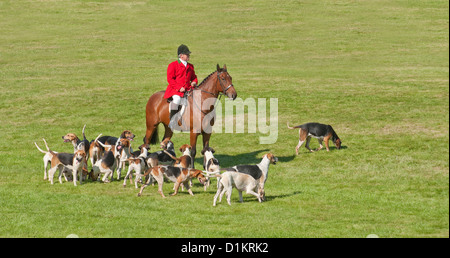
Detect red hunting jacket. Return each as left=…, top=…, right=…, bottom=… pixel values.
left=163, top=60, right=198, bottom=99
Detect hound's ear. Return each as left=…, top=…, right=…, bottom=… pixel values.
left=217, top=64, right=220, bottom=71
left=223, top=64, right=227, bottom=71
left=211, top=147, right=215, bottom=153
left=201, top=149, right=206, bottom=155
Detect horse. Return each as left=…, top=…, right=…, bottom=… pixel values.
left=144, top=64, right=237, bottom=168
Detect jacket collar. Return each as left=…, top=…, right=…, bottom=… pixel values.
left=177, top=59, right=193, bottom=67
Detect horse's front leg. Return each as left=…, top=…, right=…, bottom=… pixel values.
left=202, top=132, right=211, bottom=150
left=189, top=132, right=200, bottom=169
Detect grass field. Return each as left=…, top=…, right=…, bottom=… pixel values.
left=0, top=0, right=448, bottom=238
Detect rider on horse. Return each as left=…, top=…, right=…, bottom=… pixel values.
left=164, top=44, right=198, bottom=129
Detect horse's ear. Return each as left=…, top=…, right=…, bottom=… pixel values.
left=217, top=64, right=220, bottom=71
left=223, top=64, right=227, bottom=71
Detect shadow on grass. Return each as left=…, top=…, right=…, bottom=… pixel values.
left=295, top=145, right=348, bottom=154
left=194, top=149, right=296, bottom=167
left=237, top=190, right=302, bottom=203
left=264, top=191, right=302, bottom=202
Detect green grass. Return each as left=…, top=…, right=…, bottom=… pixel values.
left=0, top=0, right=448, bottom=238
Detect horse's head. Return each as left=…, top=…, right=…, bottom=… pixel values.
left=216, top=64, right=237, bottom=100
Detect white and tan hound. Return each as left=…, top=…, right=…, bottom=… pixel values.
left=163, top=144, right=193, bottom=190
left=44, top=139, right=78, bottom=185
left=34, top=140, right=71, bottom=182
left=212, top=171, right=262, bottom=206
left=72, top=149, right=88, bottom=186
left=201, top=146, right=220, bottom=191
left=123, top=144, right=149, bottom=188
left=225, top=153, right=278, bottom=201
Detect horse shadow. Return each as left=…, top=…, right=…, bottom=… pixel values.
left=195, top=149, right=295, bottom=168
left=192, top=149, right=268, bottom=168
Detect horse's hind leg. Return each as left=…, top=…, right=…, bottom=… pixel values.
left=145, top=99, right=162, bottom=145
left=144, top=124, right=158, bottom=145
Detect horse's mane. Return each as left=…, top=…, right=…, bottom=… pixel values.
left=198, top=68, right=226, bottom=87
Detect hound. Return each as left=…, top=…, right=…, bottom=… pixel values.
left=90, top=134, right=120, bottom=183
left=72, top=149, right=88, bottom=186
left=225, top=153, right=278, bottom=201
left=212, top=171, right=263, bottom=206
left=123, top=144, right=149, bottom=188
left=89, top=130, right=135, bottom=168
left=94, top=130, right=136, bottom=146
left=163, top=144, right=193, bottom=190
left=34, top=140, right=71, bottom=182
left=88, top=139, right=103, bottom=169
left=163, top=144, right=192, bottom=169
left=287, top=122, right=342, bottom=154
left=116, top=137, right=132, bottom=180
left=146, top=140, right=176, bottom=168
left=201, top=146, right=220, bottom=191
left=62, top=124, right=90, bottom=159
left=44, top=139, right=76, bottom=185
left=137, top=165, right=206, bottom=198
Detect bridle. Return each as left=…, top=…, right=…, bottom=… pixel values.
left=195, top=71, right=233, bottom=98
left=216, top=71, right=234, bottom=96
left=188, top=71, right=234, bottom=115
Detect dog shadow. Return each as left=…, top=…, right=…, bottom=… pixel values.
left=264, top=191, right=302, bottom=202
left=295, top=145, right=348, bottom=154
left=240, top=190, right=302, bottom=203
left=276, top=154, right=295, bottom=162
left=327, top=145, right=348, bottom=151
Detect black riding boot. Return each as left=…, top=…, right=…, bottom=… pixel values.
left=169, top=104, right=181, bottom=129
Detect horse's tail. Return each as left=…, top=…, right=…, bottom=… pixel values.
left=150, top=127, right=159, bottom=145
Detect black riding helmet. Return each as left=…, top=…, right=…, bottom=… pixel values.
left=177, top=44, right=191, bottom=56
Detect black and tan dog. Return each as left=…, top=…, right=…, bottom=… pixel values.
left=287, top=122, right=342, bottom=154
left=88, top=130, right=135, bottom=168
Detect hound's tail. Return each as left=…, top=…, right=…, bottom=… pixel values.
left=202, top=171, right=222, bottom=178
left=163, top=150, right=179, bottom=162
left=82, top=124, right=87, bottom=141
left=43, top=138, right=56, bottom=156
left=287, top=122, right=301, bottom=129
left=34, top=142, right=47, bottom=154
left=143, top=167, right=152, bottom=177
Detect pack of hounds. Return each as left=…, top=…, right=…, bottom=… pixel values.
left=34, top=122, right=342, bottom=206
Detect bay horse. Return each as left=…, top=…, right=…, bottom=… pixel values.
left=144, top=64, right=237, bottom=168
